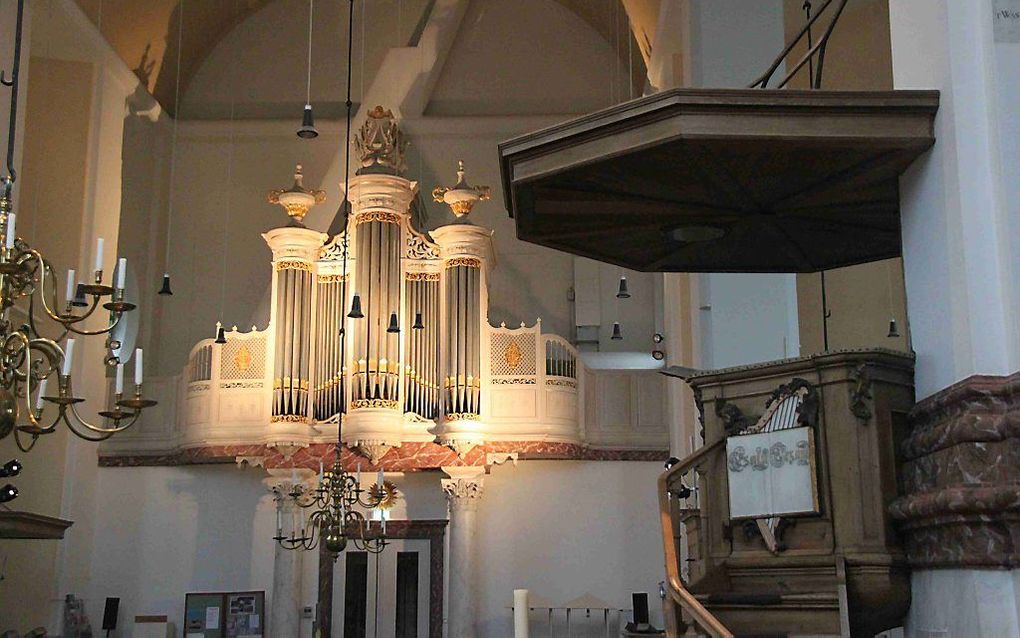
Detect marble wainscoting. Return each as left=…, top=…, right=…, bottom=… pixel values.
left=97, top=440, right=668, bottom=471
left=890, top=372, right=1020, bottom=567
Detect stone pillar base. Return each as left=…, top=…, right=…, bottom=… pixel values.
left=890, top=372, right=1020, bottom=568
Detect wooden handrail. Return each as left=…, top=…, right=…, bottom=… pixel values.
left=658, top=440, right=732, bottom=638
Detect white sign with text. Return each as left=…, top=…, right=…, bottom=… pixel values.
left=726, top=426, right=818, bottom=520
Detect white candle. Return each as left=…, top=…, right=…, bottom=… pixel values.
left=35, top=378, right=47, bottom=410
left=115, top=363, right=124, bottom=394
left=276, top=508, right=282, bottom=533
left=382, top=515, right=386, bottom=535
left=377, top=469, right=384, bottom=489
left=5, top=212, right=15, bottom=249
left=357, top=464, right=361, bottom=487
left=513, top=590, right=530, bottom=638
left=94, top=237, right=104, bottom=272
left=65, top=269, right=75, bottom=303
left=134, top=348, right=143, bottom=385
left=116, top=258, right=127, bottom=289
left=62, top=339, right=75, bottom=375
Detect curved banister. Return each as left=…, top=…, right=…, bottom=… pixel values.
left=659, top=439, right=732, bottom=638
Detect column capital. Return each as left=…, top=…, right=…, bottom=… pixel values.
left=441, top=466, right=485, bottom=510
left=263, top=468, right=317, bottom=502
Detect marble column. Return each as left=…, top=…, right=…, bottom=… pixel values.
left=264, top=471, right=311, bottom=637
left=442, top=466, right=485, bottom=638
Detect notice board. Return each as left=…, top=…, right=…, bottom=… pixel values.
left=184, top=591, right=265, bottom=638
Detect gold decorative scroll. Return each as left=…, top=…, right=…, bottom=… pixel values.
left=354, top=210, right=401, bottom=225
left=351, top=398, right=399, bottom=410
left=445, top=257, right=481, bottom=269
left=317, top=273, right=349, bottom=283
left=273, top=377, right=309, bottom=390
left=270, top=414, right=311, bottom=423
left=275, top=260, right=313, bottom=272
left=445, top=412, right=480, bottom=422
left=405, top=271, right=441, bottom=281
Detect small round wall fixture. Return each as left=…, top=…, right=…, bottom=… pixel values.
left=653, top=333, right=664, bottom=343
left=652, top=350, right=665, bottom=361
left=670, top=225, right=726, bottom=243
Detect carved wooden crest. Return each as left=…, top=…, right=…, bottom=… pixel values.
left=727, top=378, right=819, bottom=554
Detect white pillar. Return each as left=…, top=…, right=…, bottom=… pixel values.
left=264, top=473, right=307, bottom=637
left=442, top=466, right=485, bottom=638
left=889, top=3, right=1020, bottom=636
left=890, top=0, right=1018, bottom=398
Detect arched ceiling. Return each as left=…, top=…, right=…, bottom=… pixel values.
left=72, top=0, right=649, bottom=117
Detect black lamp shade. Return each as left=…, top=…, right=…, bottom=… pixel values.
left=72, top=283, right=88, bottom=307
left=157, top=272, right=173, bottom=295
left=297, top=104, right=319, bottom=139
left=611, top=322, right=623, bottom=340
left=412, top=312, right=424, bottom=330
left=348, top=293, right=364, bottom=318
left=214, top=326, right=227, bottom=344
left=887, top=318, right=900, bottom=338
left=616, top=276, right=631, bottom=299
left=387, top=312, right=400, bottom=333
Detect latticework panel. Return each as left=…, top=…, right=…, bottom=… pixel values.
left=490, top=332, right=536, bottom=376
left=221, top=336, right=267, bottom=380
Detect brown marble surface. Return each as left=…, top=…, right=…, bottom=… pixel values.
left=890, top=372, right=1020, bottom=568
left=98, top=440, right=668, bottom=470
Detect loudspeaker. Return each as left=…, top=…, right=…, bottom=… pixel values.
left=632, top=592, right=650, bottom=625
left=101, top=597, right=120, bottom=631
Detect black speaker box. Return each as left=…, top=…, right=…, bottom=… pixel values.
left=102, top=597, right=120, bottom=631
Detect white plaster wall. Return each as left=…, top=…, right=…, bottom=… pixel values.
left=475, top=461, right=665, bottom=635
left=699, top=273, right=800, bottom=369
left=82, top=461, right=663, bottom=636
left=687, top=1, right=800, bottom=370
left=0, top=0, right=175, bottom=632
left=84, top=465, right=278, bottom=631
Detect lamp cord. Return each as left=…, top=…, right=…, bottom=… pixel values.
left=338, top=0, right=355, bottom=449
left=164, top=0, right=185, bottom=275
left=305, top=0, right=314, bottom=105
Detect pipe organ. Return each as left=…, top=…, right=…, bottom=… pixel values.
left=146, top=107, right=603, bottom=462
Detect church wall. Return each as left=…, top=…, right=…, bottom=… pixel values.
left=0, top=0, right=176, bottom=632
left=80, top=460, right=663, bottom=635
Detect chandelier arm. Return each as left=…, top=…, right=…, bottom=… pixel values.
left=60, top=410, right=117, bottom=441
left=23, top=250, right=125, bottom=336
left=23, top=250, right=83, bottom=325
left=60, top=307, right=125, bottom=337
left=64, top=400, right=141, bottom=434
left=13, top=336, right=61, bottom=429
left=26, top=294, right=69, bottom=345
left=12, top=427, right=38, bottom=452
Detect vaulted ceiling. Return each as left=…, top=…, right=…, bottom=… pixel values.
left=72, top=0, right=653, bottom=117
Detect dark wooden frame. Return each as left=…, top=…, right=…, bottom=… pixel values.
left=316, top=519, right=448, bottom=638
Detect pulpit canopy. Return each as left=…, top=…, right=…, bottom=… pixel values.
left=498, top=88, right=939, bottom=273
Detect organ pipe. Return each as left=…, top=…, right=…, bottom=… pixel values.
left=443, top=260, right=481, bottom=416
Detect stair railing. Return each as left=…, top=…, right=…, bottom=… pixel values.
left=658, top=440, right=733, bottom=638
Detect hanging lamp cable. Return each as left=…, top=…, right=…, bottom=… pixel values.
left=160, top=0, right=185, bottom=294
left=306, top=0, right=314, bottom=105
left=337, top=0, right=356, bottom=447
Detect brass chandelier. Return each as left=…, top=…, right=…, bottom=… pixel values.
left=0, top=0, right=157, bottom=454
left=273, top=0, right=395, bottom=557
